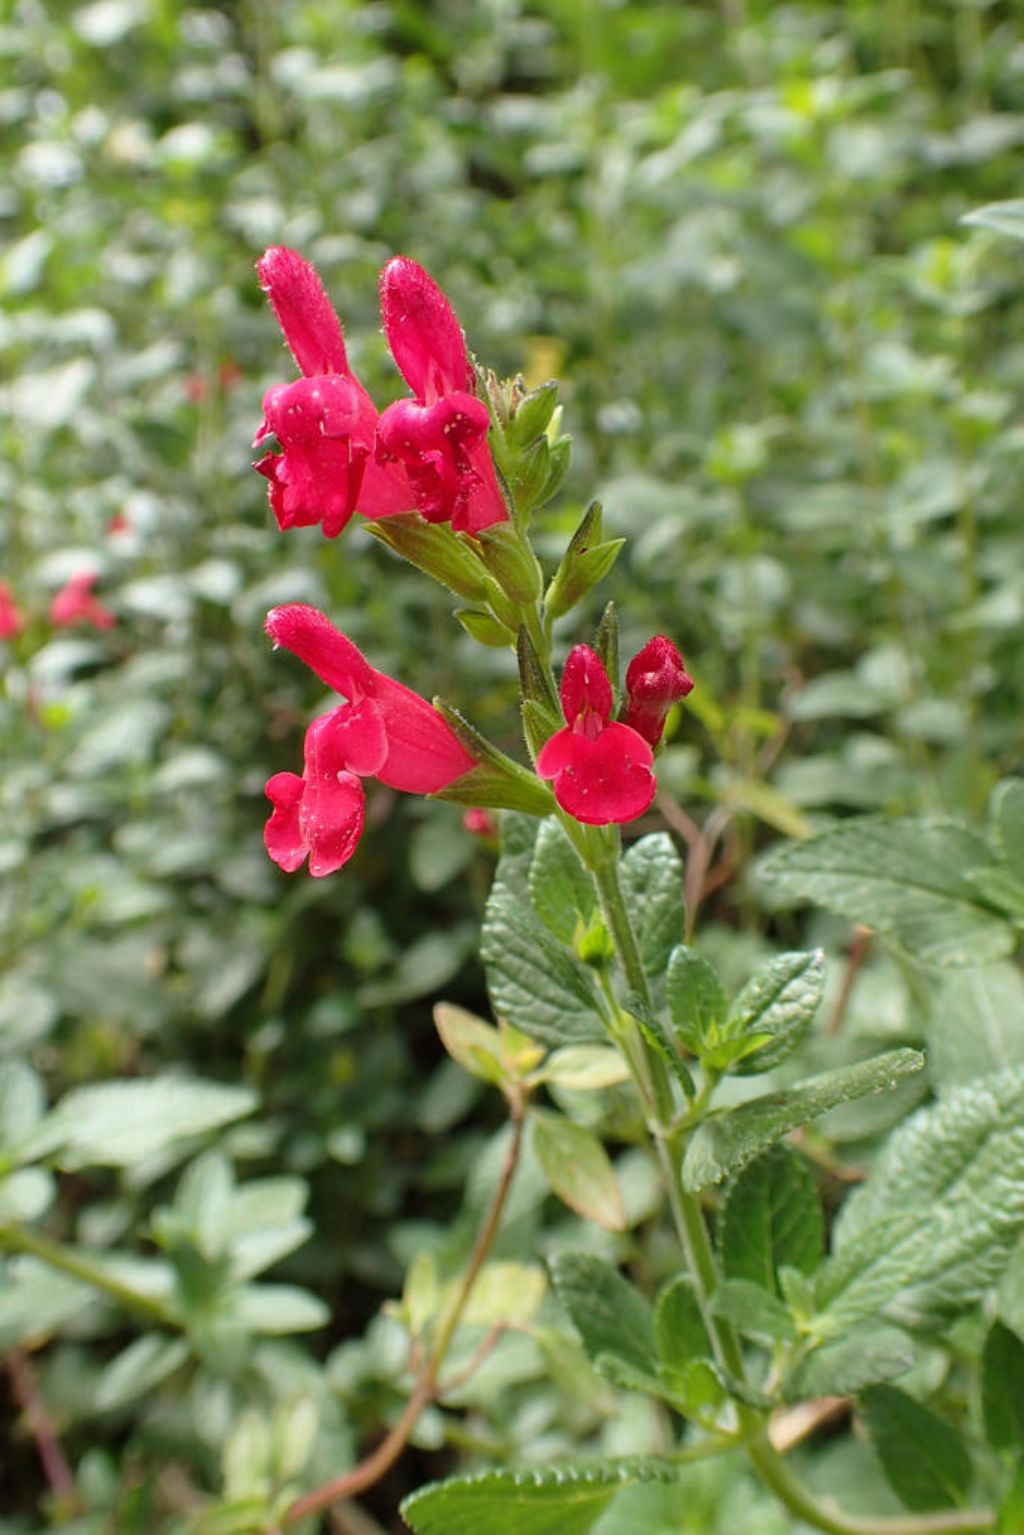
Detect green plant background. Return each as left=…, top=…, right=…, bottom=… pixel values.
left=3, top=0, right=1024, bottom=1530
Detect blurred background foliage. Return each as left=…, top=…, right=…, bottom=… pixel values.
left=3, top=0, right=1024, bottom=1528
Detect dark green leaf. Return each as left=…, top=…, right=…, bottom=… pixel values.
left=712, top=1279, right=796, bottom=1341
left=549, top=1252, right=658, bottom=1388
left=982, top=1321, right=1024, bottom=1452
left=720, top=1145, right=824, bottom=1295
left=654, top=1275, right=709, bottom=1375
left=859, top=1385, right=971, bottom=1512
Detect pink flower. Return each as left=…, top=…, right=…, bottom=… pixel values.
left=264, top=603, right=476, bottom=875
left=49, top=573, right=116, bottom=631
left=536, top=646, right=655, bottom=826
left=375, top=257, right=507, bottom=535
left=253, top=247, right=409, bottom=538
left=0, top=581, right=25, bottom=639
left=623, top=635, right=694, bottom=747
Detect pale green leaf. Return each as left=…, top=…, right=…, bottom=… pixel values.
left=29, top=1078, right=256, bottom=1169
left=712, top=1279, right=796, bottom=1341
left=533, top=1113, right=626, bottom=1232
left=926, top=965, right=1024, bottom=1092
left=963, top=200, right=1024, bottom=241
left=96, top=1334, right=189, bottom=1412
left=232, top=1284, right=329, bottom=1334
left=785, top=1324, right=914, bottom=1400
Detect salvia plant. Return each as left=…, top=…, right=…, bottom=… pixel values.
left=5, top=230, right=1024, bottom=1535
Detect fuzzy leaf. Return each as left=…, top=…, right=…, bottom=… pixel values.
left=400, top=1461, right=678, bottom=1535
left=665, top=946, right=727, bottom=1054
left=622, top=834, right=685, bottom=978
left=682, top=1050, right=924, bottom=1191
left=829, top=1069, right=1024, bottom=1327
left=785, top=1324, right=914, bottom=1400
left=28, top=1079, right=256, bottom=1170
left=760, top=818, right=1013, bottom=966
left=529, top=820, right=596, bottom=945
left=728, top=950, right=825, bottom=1075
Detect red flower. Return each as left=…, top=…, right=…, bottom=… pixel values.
left=0, top=581, right=25, bottom=639
left=536, top=646, right=655, bottom=826
left=623, top=635, right=694, bottom=747
left=376, top=257, right=507, bottom=535
left=253, top=247, right=410, bottom=538
left=463, top=807, right=498, bottom=838
left=49, top=572, right=116, bottom=631
left=264, top=603, right=476, bottom=875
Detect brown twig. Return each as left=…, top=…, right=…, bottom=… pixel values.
left=5, top=1348, right=80, bottom=1517
left=827, top=927, right=872, bottom=1035
left=770, top=1396, right=850, bottom=1453
left=281, top=1106, right=526, bottom=1527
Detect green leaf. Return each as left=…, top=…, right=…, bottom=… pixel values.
left=654, top=1275, right=710, bottom=1374
left=232, top=1284, right=329, bottom=1334
left=760, top=818, right=1013, bottom=966
left=533, top=1112, right=626, bottom=1232
left=829, top=1069, right=1024, bottom=1327
left=28, top=1078, right=257, bottom=1170
left=483, top=854, right=604, bottom=1048
left=433, top=1004, right=507, bottom=1086
left=712, top=1279, right=796, bottom=1341
left=624, top=992, right=697, bottom=1100
left=682, top=1050, right=924, bottom=1191
left=549, top=1252, right=659, bottom=1389
left=533, top=1046, right=630, bottom=1091
left=963, top=200, right=1024, bottom=241
left=720, top=1145, right=824, bottom=1295
left=0, top=1062, right=47, bottom=1152
left=981, top=1321, right=1024, bottom=1452
left=400, top=1461, right=678, bottom=1535
left=96, top=1334, right=189, bottom=1412
left=728, top=950, right=825, bottom=1075
left=622, top=834, right=685, bottom=978
left=992, top=780, right=1024, bottom=885
left=859, top=1385, right=971, bottom=1512
left=665, top=946, right=727, bottom=1054
left=813, top=1214, right=924, bottom=1333
left=529, top=820, right=596, bottom=945
left=926, top=965, right=1024, bottom=1092
left=785, top=1324, right=914, bottom=1400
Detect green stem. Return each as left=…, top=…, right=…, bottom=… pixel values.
left=580, top=857, right=995, bottom=1535
left=0, top=1224, right=175, bottom=1325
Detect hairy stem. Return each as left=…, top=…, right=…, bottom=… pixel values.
left=282, top=1107, right=526, bottom=1527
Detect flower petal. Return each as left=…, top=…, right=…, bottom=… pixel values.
left=265, top=605, right=375, bottom=700
left=560, top=645, right=613, bottom=725
left=329, top=698, right=388, bottom=777
left=624, top=634, right=694, bottom=746
left=370, top=674, right=476, bottom=792
left=300, top=713, right=366, bottom=876
left=547, top=721, right=655, bottom=827
left=257, top=247, right=349, bottom=378
left=264, top=771, right=308, bottom=872
left=380, top=256, right=474, bottom=402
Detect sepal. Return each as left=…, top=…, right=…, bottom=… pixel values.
left=472, top=523, right=544, bottom=603
left=364, top=513, right=488, bottom=601
left=431, top=700, right=554, bottom=815
left=545, top=501, right=624, bottom=619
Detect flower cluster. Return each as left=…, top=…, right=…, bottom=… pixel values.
left=0, top=572, right=118, bottom=640
left=254, top=248, right=506, bottom=540
left=254, top=250, right=695, bottom=870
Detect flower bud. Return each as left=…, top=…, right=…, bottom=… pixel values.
left=623, top=636, right=694, bottom=747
